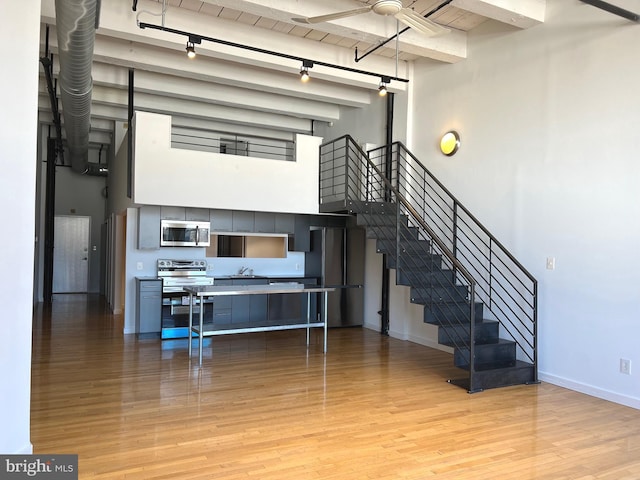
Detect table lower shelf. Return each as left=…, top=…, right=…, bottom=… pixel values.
left=191, top=319, right=325, bottom=336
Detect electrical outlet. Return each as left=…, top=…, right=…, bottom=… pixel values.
left=620, top=358, right=631, bottom=375
left=136, top=262, right=143, bottom=271
left=546, top=257, right=555, bottom=270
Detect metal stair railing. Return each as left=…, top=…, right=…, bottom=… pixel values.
left=320, top=135, right=482, bottom=387
left=368, top=142, right=538, bottom=376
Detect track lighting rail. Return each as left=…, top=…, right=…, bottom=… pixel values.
left=137, top=22, right=409, bottom=85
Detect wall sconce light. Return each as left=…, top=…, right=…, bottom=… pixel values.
left=378, top=76, right=390, bottom=97
left=300, top=60, right=313, bottom=82
left=440, top=131, right=460, bottom=156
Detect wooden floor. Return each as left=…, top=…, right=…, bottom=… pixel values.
left=31, top=295, right=640, bottom=479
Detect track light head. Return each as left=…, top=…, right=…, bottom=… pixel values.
left=378, top=76, right=391, bottom=97
left=186, top=41, right=196, bottom=59
left=300, top=60, right=314, bottom=82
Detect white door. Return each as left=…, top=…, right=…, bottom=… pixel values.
left=53, top=215, right=90, bottom=293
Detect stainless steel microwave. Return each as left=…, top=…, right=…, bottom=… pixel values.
left=160, top=220, right=210, bottom=247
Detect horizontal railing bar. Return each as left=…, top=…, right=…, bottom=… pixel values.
left=396, top=142, right=537, bottom=286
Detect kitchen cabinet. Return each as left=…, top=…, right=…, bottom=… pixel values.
left=211, top=279, right=232, bottom=324
left=275, top=213, right=295, bottom=234
left=232, top=211, right=254, bottom=232
left=231, top=278, right=267, bottom=323
left=254, top=212, right=275, bottom=233
left=290, top=215, right=311, bottom=252
left=161, top=206, right=186, bottom=220
left=186, top=208, right=210, bottom=221
left=136, top=278, right=162, bottom=335
left=210, top=209, right=233, bottom=232
left=137, top=206, right=161, bottom=249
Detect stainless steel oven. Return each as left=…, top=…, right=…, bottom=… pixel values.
left=157, top=259, right=214, bottom=338
left=160, top=220, right=210, bottom=247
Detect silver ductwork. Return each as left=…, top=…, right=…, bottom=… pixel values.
left=55, top=0, right=99, bottom=174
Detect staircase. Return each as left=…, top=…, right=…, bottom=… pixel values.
left=319, top=136, right=538, bottom=392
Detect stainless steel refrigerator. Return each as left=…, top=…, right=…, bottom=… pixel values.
left=306, top=226, right=365, bottom=327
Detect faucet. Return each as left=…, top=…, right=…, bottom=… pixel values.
left=238, top=266, right=249, bottom=275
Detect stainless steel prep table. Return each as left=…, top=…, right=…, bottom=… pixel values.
left=183, top=284, right=335, bottom=366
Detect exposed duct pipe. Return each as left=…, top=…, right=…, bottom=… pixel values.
left=55, top=0, right=99, bottom=174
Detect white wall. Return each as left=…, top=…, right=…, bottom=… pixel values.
left=408, top=1, right=640, bottom=408
left=0, top=0, right=40, bottom=454
left=314, top=91, right=387, bottom=148
left=132, top=111, right=322, bottom=214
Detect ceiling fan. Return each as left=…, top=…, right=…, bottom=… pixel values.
left=292, top=0, right=449, bottom=37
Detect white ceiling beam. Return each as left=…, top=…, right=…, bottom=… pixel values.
left=199, top=0, right=467, bottom=63
left=86, top=63, right=342, bottom=122
left=39, top=94, right=127, bottom=124
left=450, top=0, right=545, bottom=28
left=40, top=26, right=378, bottom=107
left=88, top=88, right=312, bottom=133
left=38, top=107, right=114, bottom=133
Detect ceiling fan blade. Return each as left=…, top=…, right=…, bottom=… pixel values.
left=292, top=6, right=372, bottom=24
left=394, top=9, right=450, bottom=36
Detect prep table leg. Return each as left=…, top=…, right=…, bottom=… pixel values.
left=306, top=292, right=310, bottom=346
left=188, top=293, right=193, bottom=358
left=199, top=294, right=204, bottom=366
left=323, top=290, right=328, bottom=353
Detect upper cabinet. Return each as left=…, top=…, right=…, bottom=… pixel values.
left=232, top=211, right=254, bottom=233
left=160, top=206, right=185, bottom=220
left=210, top=209, right=233, bottom=232
left=138, top=205, right=161, bottom=250
left=254, top=212, right=275, bottom=233
left=186, top=208, right=210, bottom=221
left=138, top=205, right=322, bottom=251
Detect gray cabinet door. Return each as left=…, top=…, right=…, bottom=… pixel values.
left=232, top=211, right=254, bottom=232
left=210, top=210, right=233, bottom=232
left=254, top=212, right=275, bottom=233
left=186, top=208, right=210, bottom=221
left=291, top=215, right=311, bottom=251
left=275, top=213, right=295, bottom=234
left=161, top=206, right=186, bottom=220
left=136, top=279, right=162, bottom=334
left=138, top=206, right=161, bottom=250
left=212, top=279, right=233, bottom=324
left=231, top=278, right=268, bottom=323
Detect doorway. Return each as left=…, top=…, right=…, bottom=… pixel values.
left=53, top=215, right=90, bottom=293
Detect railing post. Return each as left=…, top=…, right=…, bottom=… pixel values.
left=469, top=284, right=476, bottom=392
left=453, top=200, right=459, bottom=258
left=489, top=238, right=493, bottom=310
left=533, top=281, right=538, bottom=383
left=344, top=138, right=350, bottom=204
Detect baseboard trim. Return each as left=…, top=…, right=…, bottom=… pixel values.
left=539, top=371, right=640, bottom=410
left=406, top=333, right=453, bottom=354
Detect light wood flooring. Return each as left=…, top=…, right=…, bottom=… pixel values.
left=31, top=295, right=640, bottom=479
